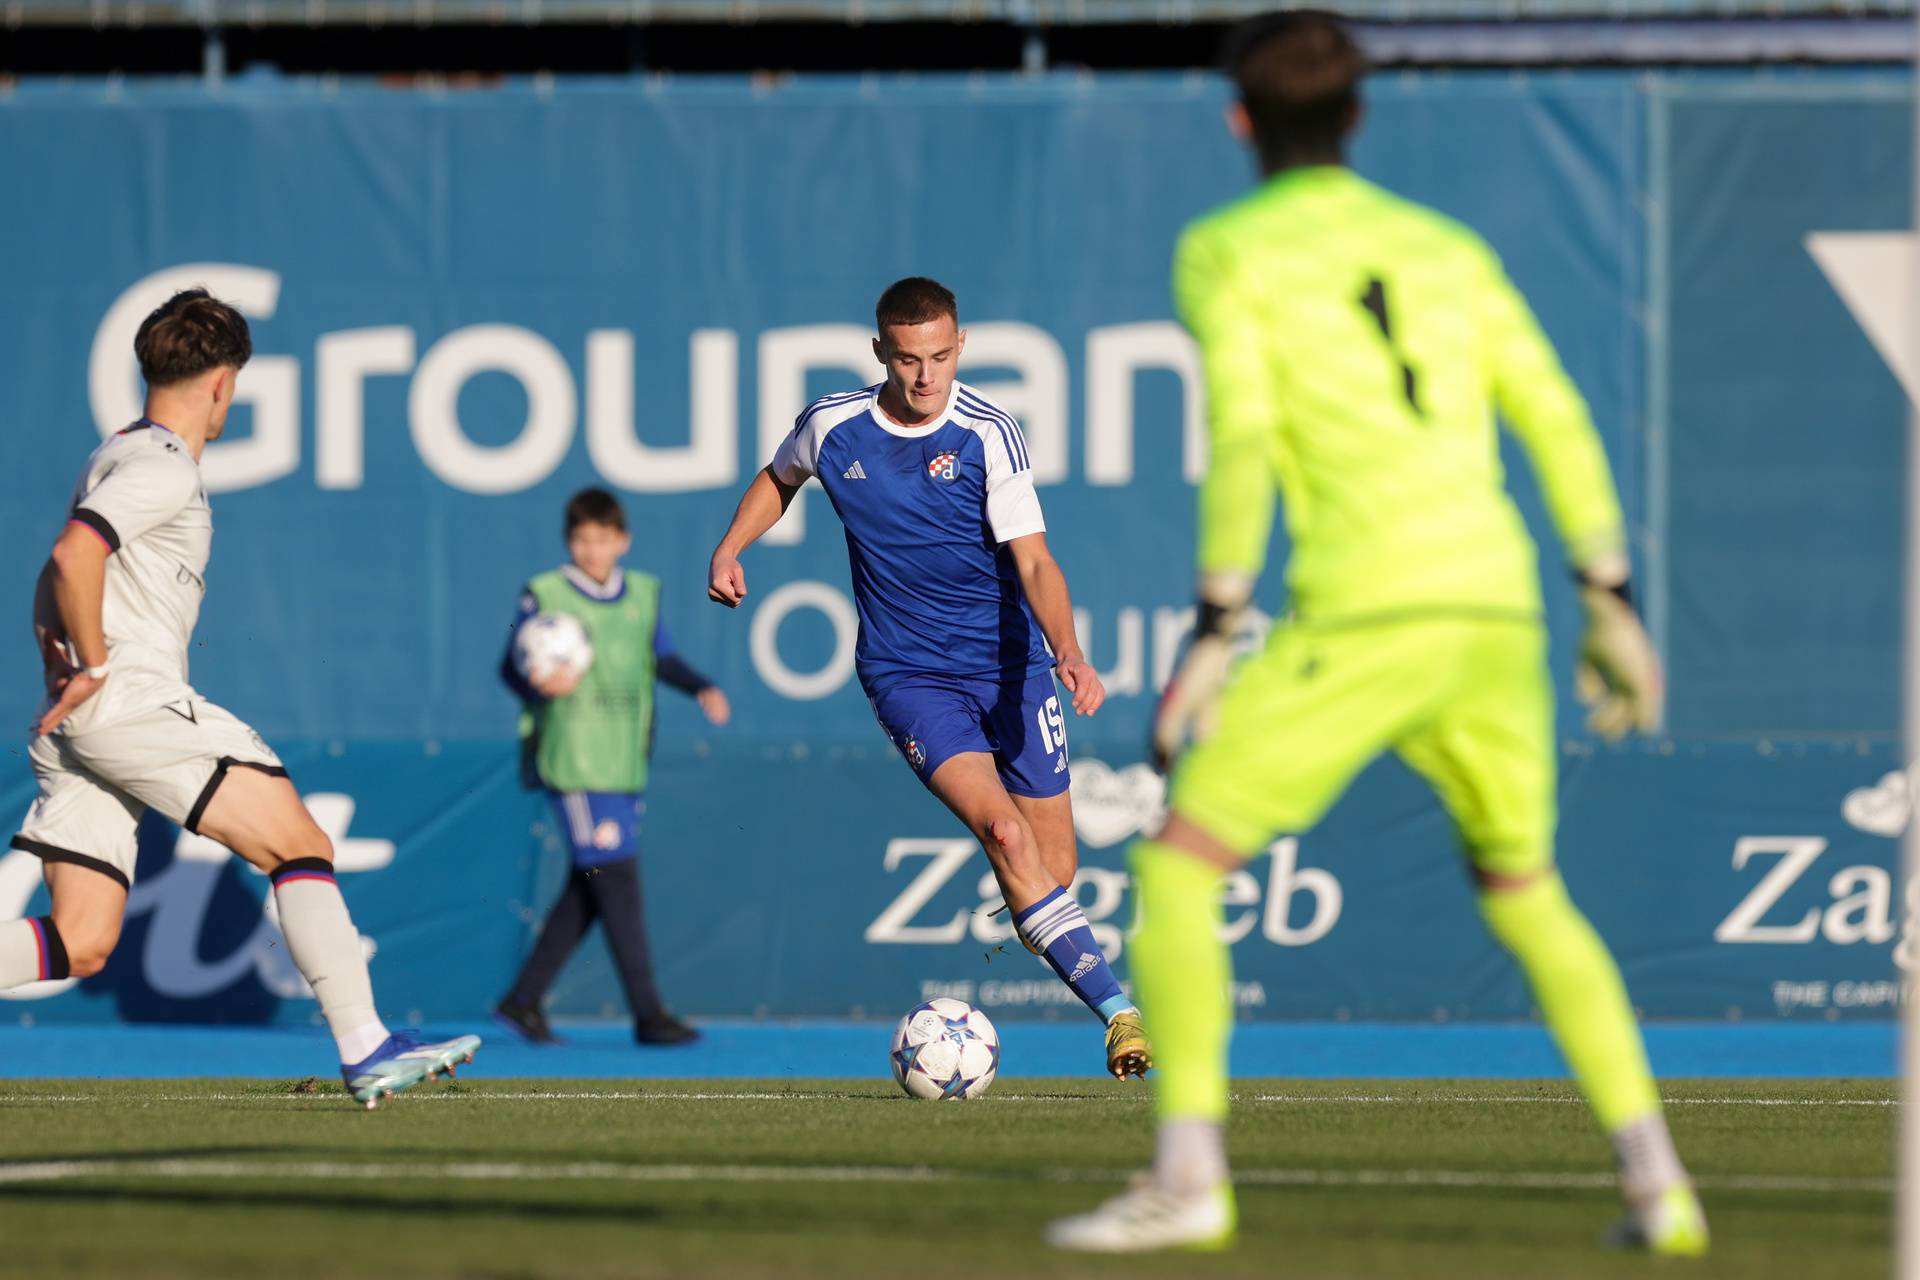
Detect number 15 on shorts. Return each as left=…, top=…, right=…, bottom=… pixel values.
left=1036, top=694, right=1068, bottom=765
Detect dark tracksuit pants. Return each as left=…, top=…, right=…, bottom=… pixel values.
left=505, top=856, right=664, bottom=1021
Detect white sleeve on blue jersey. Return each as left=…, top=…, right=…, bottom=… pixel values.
left=770, top=408, right=824, bottom=485
left=769, top=427, right=814, bottom=485
left=983, top=422, right=1046, bottom=543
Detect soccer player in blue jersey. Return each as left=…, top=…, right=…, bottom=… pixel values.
left=707, top=277, right=1150, bottom=1078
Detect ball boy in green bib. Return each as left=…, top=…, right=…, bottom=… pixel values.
left=495, top=488, right=730, bottom=1046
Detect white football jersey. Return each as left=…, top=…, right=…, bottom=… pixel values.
left=53, top=421, right=211, bottom=734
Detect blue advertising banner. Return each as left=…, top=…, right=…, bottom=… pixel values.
left=0, top=70, right=1908, bottom=1025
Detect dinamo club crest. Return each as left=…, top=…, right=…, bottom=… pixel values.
left=903, top=736, right=927, bottom=769
left=925, top=451, right=959, bottom=482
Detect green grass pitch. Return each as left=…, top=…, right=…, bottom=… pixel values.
left=0, top=1077, right=1890, bottom=1278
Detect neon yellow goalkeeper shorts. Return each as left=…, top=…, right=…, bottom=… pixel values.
left=1170, top=613, right=1555, bottom=879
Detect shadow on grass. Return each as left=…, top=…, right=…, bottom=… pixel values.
left=0, top=1183, right=664, bottom=1226
left=0, top=1144, right=567, bottom=1164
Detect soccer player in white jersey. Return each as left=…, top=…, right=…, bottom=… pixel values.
left=3, top=289, right=479, bottom=1107
left=709, top=278, right=1151, bottom=1078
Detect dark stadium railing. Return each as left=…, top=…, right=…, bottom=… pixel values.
left=3, top=0, right=1913, bottom=23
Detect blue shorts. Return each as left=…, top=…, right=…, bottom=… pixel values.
left=866, top=669, right=1070, bottom=799
left=546, top=790, right=646, bottom=869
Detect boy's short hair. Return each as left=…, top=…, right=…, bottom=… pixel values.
left=133, top=288, right=253, bottom=388
left=564, top=487, right=627, bottom=535
left=1222, top=10, right=1366, bottom=160
left=875, top=277, right=959, bottom=332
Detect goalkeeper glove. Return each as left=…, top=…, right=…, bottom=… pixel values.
left=1574, top=557, right=1664, bottom=741
left=1150, top=573, right=1252, bottom=774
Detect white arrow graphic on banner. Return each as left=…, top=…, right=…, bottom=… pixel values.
left=1806, top=232, right=1916, bottom=406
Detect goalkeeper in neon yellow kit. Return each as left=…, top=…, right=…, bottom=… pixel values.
left=1050, top=10, right=1707, bottom=1258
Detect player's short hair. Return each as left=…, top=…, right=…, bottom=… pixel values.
left=133, top=288, right=253, bottom=388
left=875, top=277, right=959, bottom=333
left=564, top=487, right=628, bottom=535
left=1222, top=10, right=1366, bottom=162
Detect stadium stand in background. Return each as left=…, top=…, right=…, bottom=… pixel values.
left=1, top=0, right=1912, bottom=75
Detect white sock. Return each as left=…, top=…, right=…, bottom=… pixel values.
left=1612, top=1111, right=1688, bottom=1199
left=0, top=918, right=53, bottom=988
left=1154, top=1118, right=1229, bottom=1195
left=271, top=864, right=390, bottom=1064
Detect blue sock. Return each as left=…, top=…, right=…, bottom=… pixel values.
left=1014, top=886, right=1135, bottom=1023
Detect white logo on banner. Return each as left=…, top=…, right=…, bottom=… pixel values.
left=1067, top=759, right=1166, bottom=848
left=91, top=264, right=301, bottom=493
left=734, top=589, right=1272, bottom=703
left=864, top=758, right=1343, bottom=962
left=1807, top=232, right=1917, bottom=406
left=84, top=267, right=1246, bottom=705
left=1719, top=766, right=1920, bottom=1012
left=0, top=793, right=394, bottom=1003
left=90, top=265, right=1209, bottom=501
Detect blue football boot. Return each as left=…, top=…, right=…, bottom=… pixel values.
left=342, top=1032, right=481, bottom=1109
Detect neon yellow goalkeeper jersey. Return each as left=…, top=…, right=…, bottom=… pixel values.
left=1173, top=165, right=1625, bottom=619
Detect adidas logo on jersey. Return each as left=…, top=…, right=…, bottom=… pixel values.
left=842, top=461, right=869, bottom=480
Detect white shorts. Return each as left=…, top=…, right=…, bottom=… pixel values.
left=9, top=698, right=285, bottom=889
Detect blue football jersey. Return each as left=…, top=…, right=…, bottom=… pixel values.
left=770, top=380, right=1052, bottom=689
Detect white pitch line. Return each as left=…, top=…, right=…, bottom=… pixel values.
left=1669, top=1098, right=1896, bottom=1107
left=0, top=1091, right=1899, bottom=1106
left=0, top=1092, right=842, bottom=1104
left=1235, top=1169, right=1893, bottom=1194
left=1249, top=1094, right=1898, bottom=1107
left=0, top=1157, right=1889, bottom=1196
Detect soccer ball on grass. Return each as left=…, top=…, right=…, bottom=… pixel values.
left=890, top=998, right=999, bottom=1100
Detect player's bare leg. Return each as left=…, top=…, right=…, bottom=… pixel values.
left=1008, top=788, right=1078, bottom=900
left=0, top=861, right=126, bottom=989
left=193, top=763, right=334, bottom=871
left=43, top=862, right=126, bottom=977
left=195, top=767, right=479, bottom=1106
left=927, top=753, right=1056, bottom=911
left=1012, top=789, right=1152, bottom=1078
left=930, top=756, right=1140, bottom=1071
